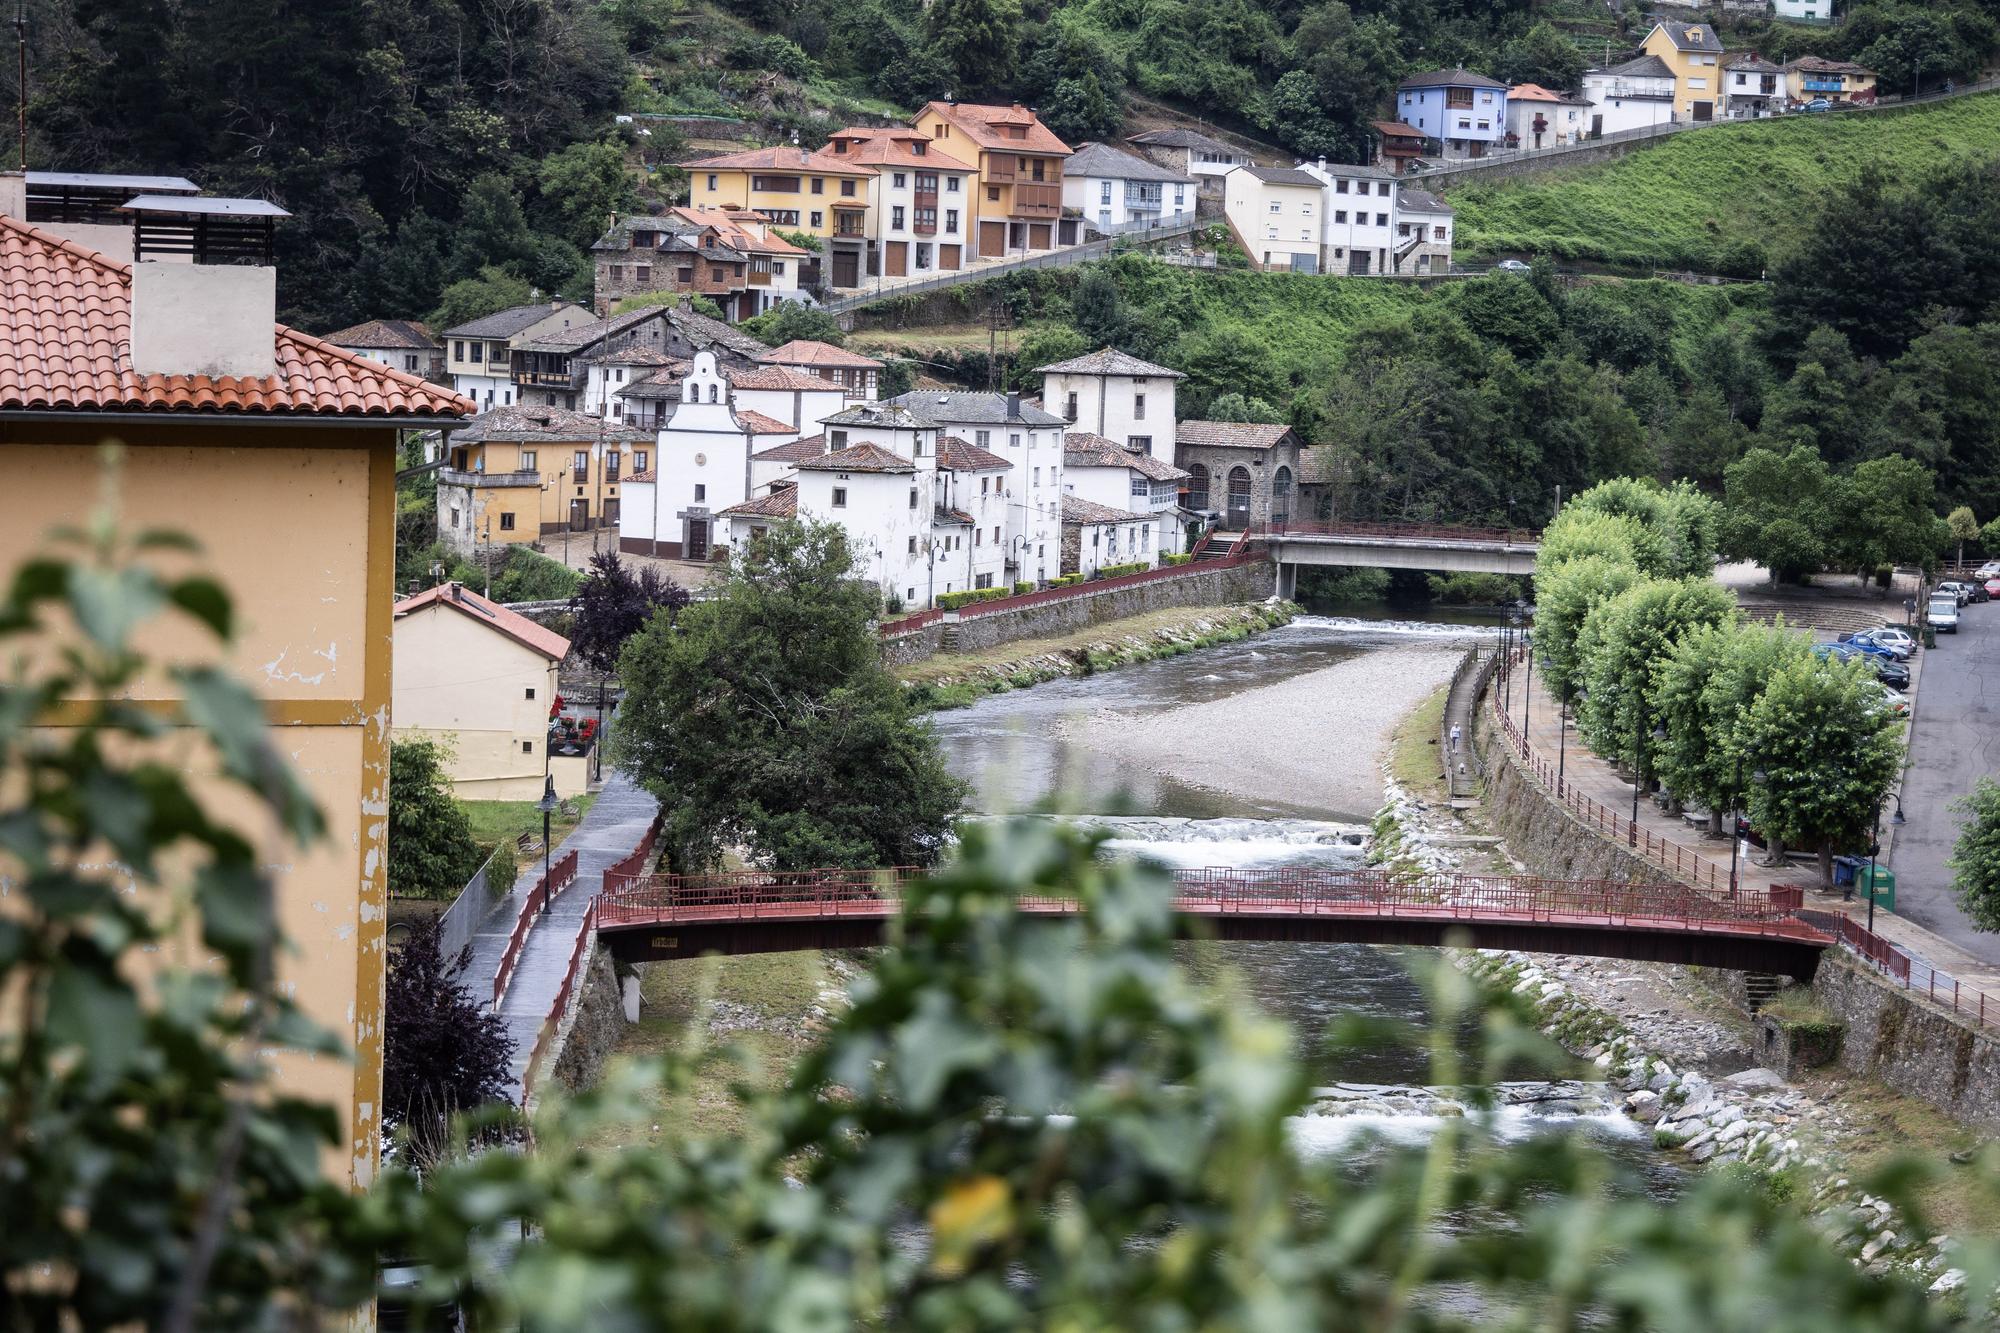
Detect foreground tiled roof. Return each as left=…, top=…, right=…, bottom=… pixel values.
left=0, top=217, right=471, bottom=418
left=517, top=305, right=664, bottom=354
left=321, top=317, right=438, bottom=350
left=455, top=403, right=649, bottom=444
left=794, top=442, right=915, bottom=473
left=936, top=435, right=1012, bottom=471
left=752, top=433, right=828, bottom=463
left=1177, top=420, right=1297, bottom=451
left=1062, top=493, right=1151, bottom=525
left=720, top=486, right=799, bottom=519
left=1064, top=433, right=1188, bottom=480
left=1597, top=54, right=1675, bottom=80
left=394, top=582, right=571, bottom=661
left=1035, top=346, right=1184, bottom=378
left=757, top=338, right=883, bottom=370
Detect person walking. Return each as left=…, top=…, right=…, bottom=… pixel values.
left=1449, top=724, right=1462, bottom=752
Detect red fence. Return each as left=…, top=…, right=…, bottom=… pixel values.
left=1801, top=909, right=2000, bottom=1034
left=521, top=900, right=597, bottom=1097
left=601, top=811, right=666, bottom=897
left=491, top=848, right=578, bottom=1011
left=598, top=863, right=1818, bottom=938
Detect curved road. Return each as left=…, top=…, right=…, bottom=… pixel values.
left=1889, top=600, right=2000, bottom=966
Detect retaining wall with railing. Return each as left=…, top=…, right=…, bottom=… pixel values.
left=491, top=848, right=579, bottom=1012
left=436, top=847, right=506, bottom=970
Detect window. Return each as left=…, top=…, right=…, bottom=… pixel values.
left=841, top=179, right=856, bottom=197
left=1186, top=463, right=1209, bottom=510
left=522, top=740, right=533, bottom=754
left=520, top=450, right=537, bottom=470
left=635, top=451, right=649, bottom=472
left=1688, top=78, right=1707, bottom=91
left=1335, top=179, right=1349, bottom=194
left=1377, top=182, right=1390, bottom=196
left=975, top=573, right=992, bottom=589
left=1134, top=392, right=1146, bottom=420
left=974, top=430, right=990, bottom=446
left=892, top=205, right=906, bottom=229
left=1010, top=433, right=1020, bottom=448
left=810, top=211, right=823, bottom=228
left=694, top=484, right=706, bottom=502
left=832, top=487, right=847, bottom=508
left=635, top=265, right=650, bottom=282
left=405, top=353, right=418, bottom=371
left=1128, top=435, right=1150, bottom=453
left=455, top=340, right=466, bottom=360
left=500, top=512, right=517, bottom=531
left=811, top=177, right=824, bottom=194
left=975, top=528, right=983, bottom=545
left=1377, top=213, right=1388, bottom=226
left=1458, top=118, right=1472, bottom=130
left=1399, top=223, right=1412, bottom=237
left=1268, top=200, right=1281, bottom=214
left=764, top=209, right=801, bottom=225
left=945, top=208, right=958, bottom=232
left=449, top=505, right=460, bottom=528
left=946, top=177, right=960, bottom=192
left=1476, top=121, right=1489, bottom=131
left=1434, top=225, right=1447, bottom=241
left=1033, top=466, right=1041, bottom=485
left=1335, top=210, right=1347, bottom=224
left=1302, top=201, right=1313, bottom=217
left=525, top=686, right=537, bottom=700
left=1446, top=87, right=1474, bottom=109
left=910, top=486, right=919, bottom=509
left=751, top=175, right=802, bottom=192
left=1065, top=391, right=1078, bottom=421
left=1131, top=475, right=1149, bottom=498
left=893, top=172, right=907, bottom=189
left=706, top=174, right=718, bottom=190
left=908, top=537, right=918, bottom=554
left=1100, top=181, right=1112, bottom=205
left=1301, top=229, right=1311, bottom=240
left=981, top=476, right=990, bottom=495
left=1267, top=226, right=1278, bottom=239
left=573, top=450, right=589, bottom=472
left=1272, top=465, right=1293, bottom=521
left=987, top=187, right=1000, bottom=202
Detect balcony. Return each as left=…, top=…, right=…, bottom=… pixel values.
left=748, top=269, right=773, bottom=285
left=572, top=466, right=589, bottom=484
left=1124, top=189, right=1164, bottom=212
left=517, top=368, right=577, bottom=389
left=983, top=161, right=1016, bottom=183
left=439, top=468, right=542, bottom=488
left=833, top=219, right=867, bottom=238
left=1010, top=183, right=1061, bottom=218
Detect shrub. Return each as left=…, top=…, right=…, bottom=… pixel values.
left=1092, top=561, right=1150, bottom=579
left=1050, top=573, right=1085, bottom=587
left=1163, top=552, right=1192, bottom=566
left=1014, top=580, right=1035, bottom=594
left=935, top=586, right=1012, bottom=611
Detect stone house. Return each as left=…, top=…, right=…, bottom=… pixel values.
left=1175, top=421, right=1303, bottom=530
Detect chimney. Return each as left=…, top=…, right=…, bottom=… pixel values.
left=1006, top=389, right=1021, bottom=417
left=1316, top=156, right=1326, bottom=172
left=126, top=195, right=287, bottom=380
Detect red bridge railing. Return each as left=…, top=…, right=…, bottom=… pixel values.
left=491, top=847, right=578, bottom=1011
left=521, top=900, right=597, bottom=1096
left=597, top=864, right=1821, bottom=940
left=1800, top=909, right=2000, bottom=1034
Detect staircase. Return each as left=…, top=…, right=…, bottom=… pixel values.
left=1742, top=972, right=1787, bottom=1012
left=939, top=622, right=962, bottom=651
left=1194, top=532, right=1242, bottom=562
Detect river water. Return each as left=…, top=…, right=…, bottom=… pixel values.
left=932, top=612, right=1676, bottom=1192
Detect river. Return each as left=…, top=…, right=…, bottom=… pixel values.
left=932, top=612, right=1677, bottom=1193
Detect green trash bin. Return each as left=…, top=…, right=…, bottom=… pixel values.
left=1858, top=864, right=1896, bottom=913
left=1924, top=625, right=1938, bottom=649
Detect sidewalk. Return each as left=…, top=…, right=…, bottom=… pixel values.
left=459, top=772, right=661, bottom=1095
left=1494, top=657, right=2000, bottom=994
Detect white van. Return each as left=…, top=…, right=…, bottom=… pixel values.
left=1930, top=596, right=1961, bottom=633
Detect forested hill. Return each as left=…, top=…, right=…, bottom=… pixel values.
left=10, top=0, right=2000, bottom=329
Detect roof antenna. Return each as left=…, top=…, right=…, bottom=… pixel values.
left=15, top=1, right=26, bottom=172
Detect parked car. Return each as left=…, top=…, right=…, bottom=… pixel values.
left=1974, top=561, right=2000, bottom=580
left=1873, top=658, right=1911, bottom=690
left=1868, top=682, right=1912, bottom=717
left=1986, top=577, right=2000, bottom=600
left=1803, top=98, right=1833, bottom=113
left=1837, top=635, right=1901, bottom=661
left=1845, top=628, right=1913, bottom=660
left=1930, top=596, right=1961, bottom=632
left=1494, top=259, right=1533, bottom=275
left=1939, top=580, right=1977, bottom=605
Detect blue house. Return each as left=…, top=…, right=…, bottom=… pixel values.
left=1394, top=69, right=1510, bottom=160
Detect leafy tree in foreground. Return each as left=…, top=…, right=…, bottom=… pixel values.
left=611, top=519, right=966, bottom=869
left=1951, top=779, right=2000, bottom=931
left=1720, top=445, right=1835, bottom=584
left=1532, top=552, right=1643, bottom=704
left=382, top=917, right=516, bottom=1153
left=568, top=549, right=690, bottom=674
left=1649, top=620, right=1810, bottom=835
left=388, top=737, right=485, bottom=900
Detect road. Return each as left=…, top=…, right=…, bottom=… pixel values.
left=1889, top=598, right=2000, bottom=965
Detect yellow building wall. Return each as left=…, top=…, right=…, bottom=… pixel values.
left=391, top=601, right=566, bottom=800
left=0, top=422, right=396, bottom=1192
left=454, top=437, right=637, bottom=542
left=687, top=168, right=873, bottom=240
left=1641, top=29, right=1720, bottom=117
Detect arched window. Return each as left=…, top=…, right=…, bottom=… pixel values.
left=1272, top=466, right=1293, bottom=525
left=707, top=383, right=718, bottom=403
left=1227, top=466, right=1252, bottom=525
left=1186, top=463, right=1210, bottom=511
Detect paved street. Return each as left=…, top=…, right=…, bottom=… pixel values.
left=1889, top=599, right=2000, bottom=965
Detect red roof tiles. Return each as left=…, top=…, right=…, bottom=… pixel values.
left=735, top=409, right=797, bottom=435
left=756, top=338, right=883, bottom=370
left=0, top=217, right=472, bottom=419
left=394, top=582, right=572, bottom=661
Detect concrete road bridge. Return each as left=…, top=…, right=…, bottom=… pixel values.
left=597, top=866, right=1829, bottom=980
left=1247, top=522, right=1541, bottom=597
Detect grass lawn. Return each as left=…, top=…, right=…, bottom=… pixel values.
left=462, top=793, right=597, bottom=856
left=586, top=951, right=842, bottom=1148
left=1388, top=684, right=1451, bottom=804
left=1450, top=92, right=2000, bottom=271
left=1795, top=1067, right=2000, bottom=1237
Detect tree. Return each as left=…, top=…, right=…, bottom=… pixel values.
left=925, top=0, right=1022, bottom=93
left=612, top=520, right=966, bottom=869
left=1207, top=391, right=1286, bottom=423
left=432, top=265, right=537, bottom=333
left=1950, top=779, right=2000, bottom=931
left=535, top=139, right=638, bottom=251
left=1738, top=654, right=1904, bottom=886
left=1534, top=553, right=1642, bottom=704
left=1719, top=446, right=1834, bottom=584
left=449, top=173, right=539, bottom=281
left=568, top=550, right=689, bottom=674
left=1040, top=71, right=1123, bottom=145
left=1575, top=577, right=1738, bottom=768
left=383, top=916, right=515, bottom=1149
left=389, top=738, right=484, bottom=900
left=1649, top=620, right=1809, bottom=835
left=1828, top=454, right=1938, bottom=576
left=879, top=357, right=919, bottom=398
left=740, top=302, right=846, bottom=348
left=1009, top=324, right=1091, bottom=391
left=1267, top=69, right=1347, bottom=158
left=1495, top=22, right=1585, bottom=91
left=1536, top=508, right=1661, bottom=578
left=1071, top=268, right=1131, bottom=350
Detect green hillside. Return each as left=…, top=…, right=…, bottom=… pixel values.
left=1448, top=93, right=2000, bottom=274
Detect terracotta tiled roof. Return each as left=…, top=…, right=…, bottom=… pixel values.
left=320, top=318, right=438, bottom=350
left=825, top=127, right=977, bottom=172
left=1063, top=433, right=1188, bottom=480
left=394, top=582, right=571, bottom=661
left=684, top=146, right=877, bottom=176
left=794, top=442, right=915, bottom=473
left=1034, top=346, right=1184, bottom=378
left=936, top=435, right=1011, bottom=471
left=757, top=338, right=883, bottom=370
left=1062, top=494, right=1150, bottom=525
left=626, top=469, right=657, bottom=483
left=752, top=433, right=828, bottom=463
left=455, top=403, right=650, bottom=444
left=726, top=363, right=837, bottom=392
left=720, top=486, right=799, bottom=519
left=0, top=218, right=471, bottom=419
left=920, top=102, right=1072, bottom=156
left=667, top=205, right=810, bottom=257
left=734, top=409, right=796, bottom=435
left=1784, top=55, right=1876, bottom=76
left=934, top=506, right=975, bottom=525
left=1177, top=420, right=1297, bottom=451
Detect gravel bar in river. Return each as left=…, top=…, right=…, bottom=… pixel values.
left=1065, top=642, right=1463, bottom=820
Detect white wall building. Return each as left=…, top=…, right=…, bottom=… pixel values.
left=1394, top=187, right=1455, bottom=275
left=1061, top=141, right=1194, bottom=232
left=1036, top=347, right=1182, bottom=463
left=1062, top=431, right=1187, bottom=556
left=1222, top=165, right=1324, bottom=274
left=1298, top=159, right=1397, bottom=276
left=1581, top=56, right=1679, bottom=137
left=886, top=390, right=1068, bottom=586
left=825, top=127, right=977, bottom=277
left=1062, top=495, right=1159, bottom=578
left=1775, top=0, right=1835, bottom=20
left=442, top=301, right=590, bottom=410
left=1503, top=84, right=1592, bottom=148
left=618, top=351, right=778, bottom=561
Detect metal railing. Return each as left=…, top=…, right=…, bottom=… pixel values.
left=521, top=900, right=597, bottom=1097
left=490, top=848, right=579, bottom=1011
left=1256, top=519, right=1542, bottom=547
left=1799, top=909, right=2000, bottom=1034
left=597, top=863, right=1819, bottom=936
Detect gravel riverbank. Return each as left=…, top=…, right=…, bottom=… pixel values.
left=1066, top=642, right=1463, bottom=819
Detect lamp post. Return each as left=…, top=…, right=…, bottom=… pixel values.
left=1556, top=693, right=1569, bottom=796
left=537, top=774, right=557, bottom=917
left=1727, top=756, right=1746, bottom=900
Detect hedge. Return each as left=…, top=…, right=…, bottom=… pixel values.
left=1163, top=552, right=1192, bottom=566
left=1093, top=561, right=1150, bottom=579
left=1014, top=580, right=1035, bottom=594
left=935, top=587, right=1012, bottom=611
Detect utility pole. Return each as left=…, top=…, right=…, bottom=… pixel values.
left=15, top=2, right=27, bottom=173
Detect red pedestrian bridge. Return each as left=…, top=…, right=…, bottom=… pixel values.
left=596, top=867, right=1830, bottom=980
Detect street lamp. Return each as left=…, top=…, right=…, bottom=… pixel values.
left=1865, top=797, right=1885, bottom=932
left=1556, top=691, right=1570, bottom=796
left=537, top=775, right=558, bottom=917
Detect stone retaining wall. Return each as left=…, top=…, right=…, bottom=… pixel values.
left=1811, top=954, right=2000, bottom=1131
left=882, top=559, right=1274, bottom=666
left=545, top=945, right=625, bottom=1095
left=1473, top=711, right=1676, bottom=887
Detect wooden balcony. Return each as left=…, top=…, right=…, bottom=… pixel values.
left=518, top=368, right=577, bottom=388
left=1010, top=183, right=1061, bottom=218
left=982, top=160, right=1016, bottom=183
left=747, top=269, right=773, bottom=286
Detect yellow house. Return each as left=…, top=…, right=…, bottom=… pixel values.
left=683, top=145, right=877, bottom=288
left=392, top=583, right=587, bottom=799
left=1221, top=164, right=1325, bottom=274
left=913, top=101, right=1071, bottom=259
left=1640, top=20, right=1728, bottom=121
left=0, top=174, right=474, bottom=1189
left=1783, top=56, right=1880, bottom=105
left=439, top=403, right=653, bottom=552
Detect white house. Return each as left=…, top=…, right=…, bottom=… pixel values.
left=441, top=300, right=591, bottom=410
left=1775, top=0, right=1835, bottom=20
left=1394, top=187, right=1455, bottom=275
left=618, top=351, right=791, bottom=561
left=756, top=339, right=884, bottom=401
left=1036, top=346, right=1182, bottom=464
left=825, top=127, right=977, bottom=277
left=1061, top=141, right=1194, bottom=232
left=1503, top=84, right=1592, bottom=148
left=886, top=389, right=1069, bottom=586
left=581, top=345, right=682, bottom=420
left=1061, top=494, right=1158, bottom=578
left=1581, top=56, right=1679, bottom=137
left=1062, top=431, right=1187, bottom=557
left=1222, top=164, right=1324, bottom=273
left=1300, top=158, right=1398, bottom=276
left=321, top=318, right=443, bottom=381
left=1125, top=127, right=1255, bottom=204
left=1722, top=55, right=1786, bottom=118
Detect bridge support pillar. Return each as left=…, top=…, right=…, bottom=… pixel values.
left=1275, top=560, right=1297, bottom=602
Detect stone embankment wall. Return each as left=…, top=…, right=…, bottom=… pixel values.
left=1475, top=689, right=2000, bottom=1129
left=542, top=946, right=625, bottom=1097
left=882, top=560, right=1273, bottom=667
